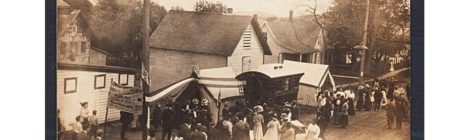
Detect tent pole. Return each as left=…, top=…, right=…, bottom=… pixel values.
left=103, top=78, right=112, bottom=140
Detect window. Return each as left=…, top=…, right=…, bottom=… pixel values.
left=64, top=77, right=77, bottom=94
left=243, top=28, right=251, bottom=48
left=283, top=79, right=290, bottom=91
left=118, top=74, right=128, bottom=85
left=94, top=74, right=106, bottom=89
left=81, top=42, right=87, bottom=54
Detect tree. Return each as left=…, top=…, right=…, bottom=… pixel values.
left=194, top=0, right=227, bottom=14
left=170, top=5, right=185, bottom=11
left=85, top=0, right=167, bottom=66
left=322, top=0, right=410, bottom=75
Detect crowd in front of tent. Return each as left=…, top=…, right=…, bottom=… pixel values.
left=57, top=77, right=409, bottom=140
left=315, top=78, right=410, bottom=139
left=147, top=97, right=322, bottom=140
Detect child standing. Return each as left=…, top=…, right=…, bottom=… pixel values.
left=88, top=110, right=98, bottom=140
left=72, top=116, right=84, bottom=140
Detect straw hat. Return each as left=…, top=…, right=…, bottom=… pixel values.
left=254, top=105, right=264, bottom=113
left=358, top=86, right=364, bottom=90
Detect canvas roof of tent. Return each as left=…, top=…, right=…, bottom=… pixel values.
left=146, top=78, right=219, bottom=124
left=197, top=67, right=246, bottom=99
left=283, top=60, right=336, bottom=88
left=250, top=63, right=304, bottom=79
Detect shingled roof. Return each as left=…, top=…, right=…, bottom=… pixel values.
left=149, top=11, right=271, bottom=56
left=265, top=16, right=322, bottom=53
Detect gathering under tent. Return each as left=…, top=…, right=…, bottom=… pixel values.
left=146, top=78, right=219, bottom=124
left=283, top=60, right=336, bottom=106
left=146, top=67, right=247, bottom=123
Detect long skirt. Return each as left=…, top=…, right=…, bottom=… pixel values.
left=253, top=123, right=263, bottom=140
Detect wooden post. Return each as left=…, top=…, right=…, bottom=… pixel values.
left=359, top=0, right=370, bottom=85
left=141, top=0, right=150, bottom=139
left=102, top=78, right=112, bottom=140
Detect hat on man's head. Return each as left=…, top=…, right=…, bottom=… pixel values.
left=358, top=86, right=364, bottom=90
left=254, top=105, right=264, bottom=113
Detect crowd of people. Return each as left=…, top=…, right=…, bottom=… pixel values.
left=315, top=78, right=411, bottom=139
left=57, top=78, right=410, bottom=140
left=57, top=102, right=103, bottom=140
left=146, top=97, right=322, bottom=140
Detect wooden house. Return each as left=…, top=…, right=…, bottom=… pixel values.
left=56, top=0, right=137, bottom=130
left=148, top=11, right=271, bottom=92
left=261, top=11, right=326, bottom=64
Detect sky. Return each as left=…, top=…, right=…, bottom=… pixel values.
left=153, top=0, right=334, bottom=17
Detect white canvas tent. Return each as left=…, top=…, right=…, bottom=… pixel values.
left=283, top=60, right=336, bottom=106
left=145, top=67, right=246, bottom=123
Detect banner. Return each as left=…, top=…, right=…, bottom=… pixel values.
left=108, top=81, right=143, bottom=115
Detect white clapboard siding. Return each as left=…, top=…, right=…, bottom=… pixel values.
left=57, top=70, right=134, bottom=130
left=228, top=23, right=265, bottom=75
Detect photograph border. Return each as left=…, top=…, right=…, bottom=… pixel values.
left=45, top=0, right=425, bottom=139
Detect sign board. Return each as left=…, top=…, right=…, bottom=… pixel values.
left=108, top=81, right=143, bottom=115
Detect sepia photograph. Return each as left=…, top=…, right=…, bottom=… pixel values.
left=55, top=0, right=411, bottom=140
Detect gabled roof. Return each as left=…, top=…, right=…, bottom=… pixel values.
left=57, top=0, right=70, bottom=7
left=58, top=10, right=81, bottom=36
left=283, top=60, right=335, bottom=88
left=264, top=16, right=322, bottom=53
left=149, top=11, right=271, bottom=56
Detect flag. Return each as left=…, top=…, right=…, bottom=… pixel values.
left=141, top=62, right=151, bottom=85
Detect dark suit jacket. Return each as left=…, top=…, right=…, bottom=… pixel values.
left=162, top=108, right=175, bottom=128
left=179, top=124, right=191, bottom=140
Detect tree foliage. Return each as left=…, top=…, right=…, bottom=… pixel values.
left=324, top=0, right=410, bottom=55
left=194, top=0, right=227, bottom=14
left=323, top=0, right=410, bottom=73
left=86, top=0, right=167, bottom=59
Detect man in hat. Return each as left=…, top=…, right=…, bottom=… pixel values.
left=151, top=103, right=162, bottom=135
left=340, top=99, right=349, bottom=128
left=191, top=124, right=208, bottom=140
left=317, top=99, right=332, bottom=139
left=120, top=111, right=134, bottom=140
left=385, top=98, right=396, bottom=129
left=395, top=98, right=407, bottom=129
left=178, top=119, right=192, bottom=140
left=162, top=103, right=176, bottom=140
left=356, top=86, right=365, bottom=111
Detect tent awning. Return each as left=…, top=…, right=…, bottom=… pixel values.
left=146, top=78, right=196, bottom=102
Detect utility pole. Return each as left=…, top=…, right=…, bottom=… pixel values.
left=355, top=0, right=370, bottom=85
left=141, top=0, right=150, bottom=139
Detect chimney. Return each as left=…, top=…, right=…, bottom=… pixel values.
left=227, top=8, right=233, bottom=14
left=289, top=10, right=293, bottom=21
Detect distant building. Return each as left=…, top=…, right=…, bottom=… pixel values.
left=148, top=11, right=271, bottom=91
left=56, top=0, right=136, bottom=130
left=261, top=11, right=326, bottom=64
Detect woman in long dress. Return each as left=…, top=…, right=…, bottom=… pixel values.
left=79, top=102, right=90, bottom=130
left=233, top=116, right=250, bottom=140
left=263, top=114, right=280, bottom=140
left=253, top=106, right=264, bottom=140
left=279, top=121, right=296, bottom=140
